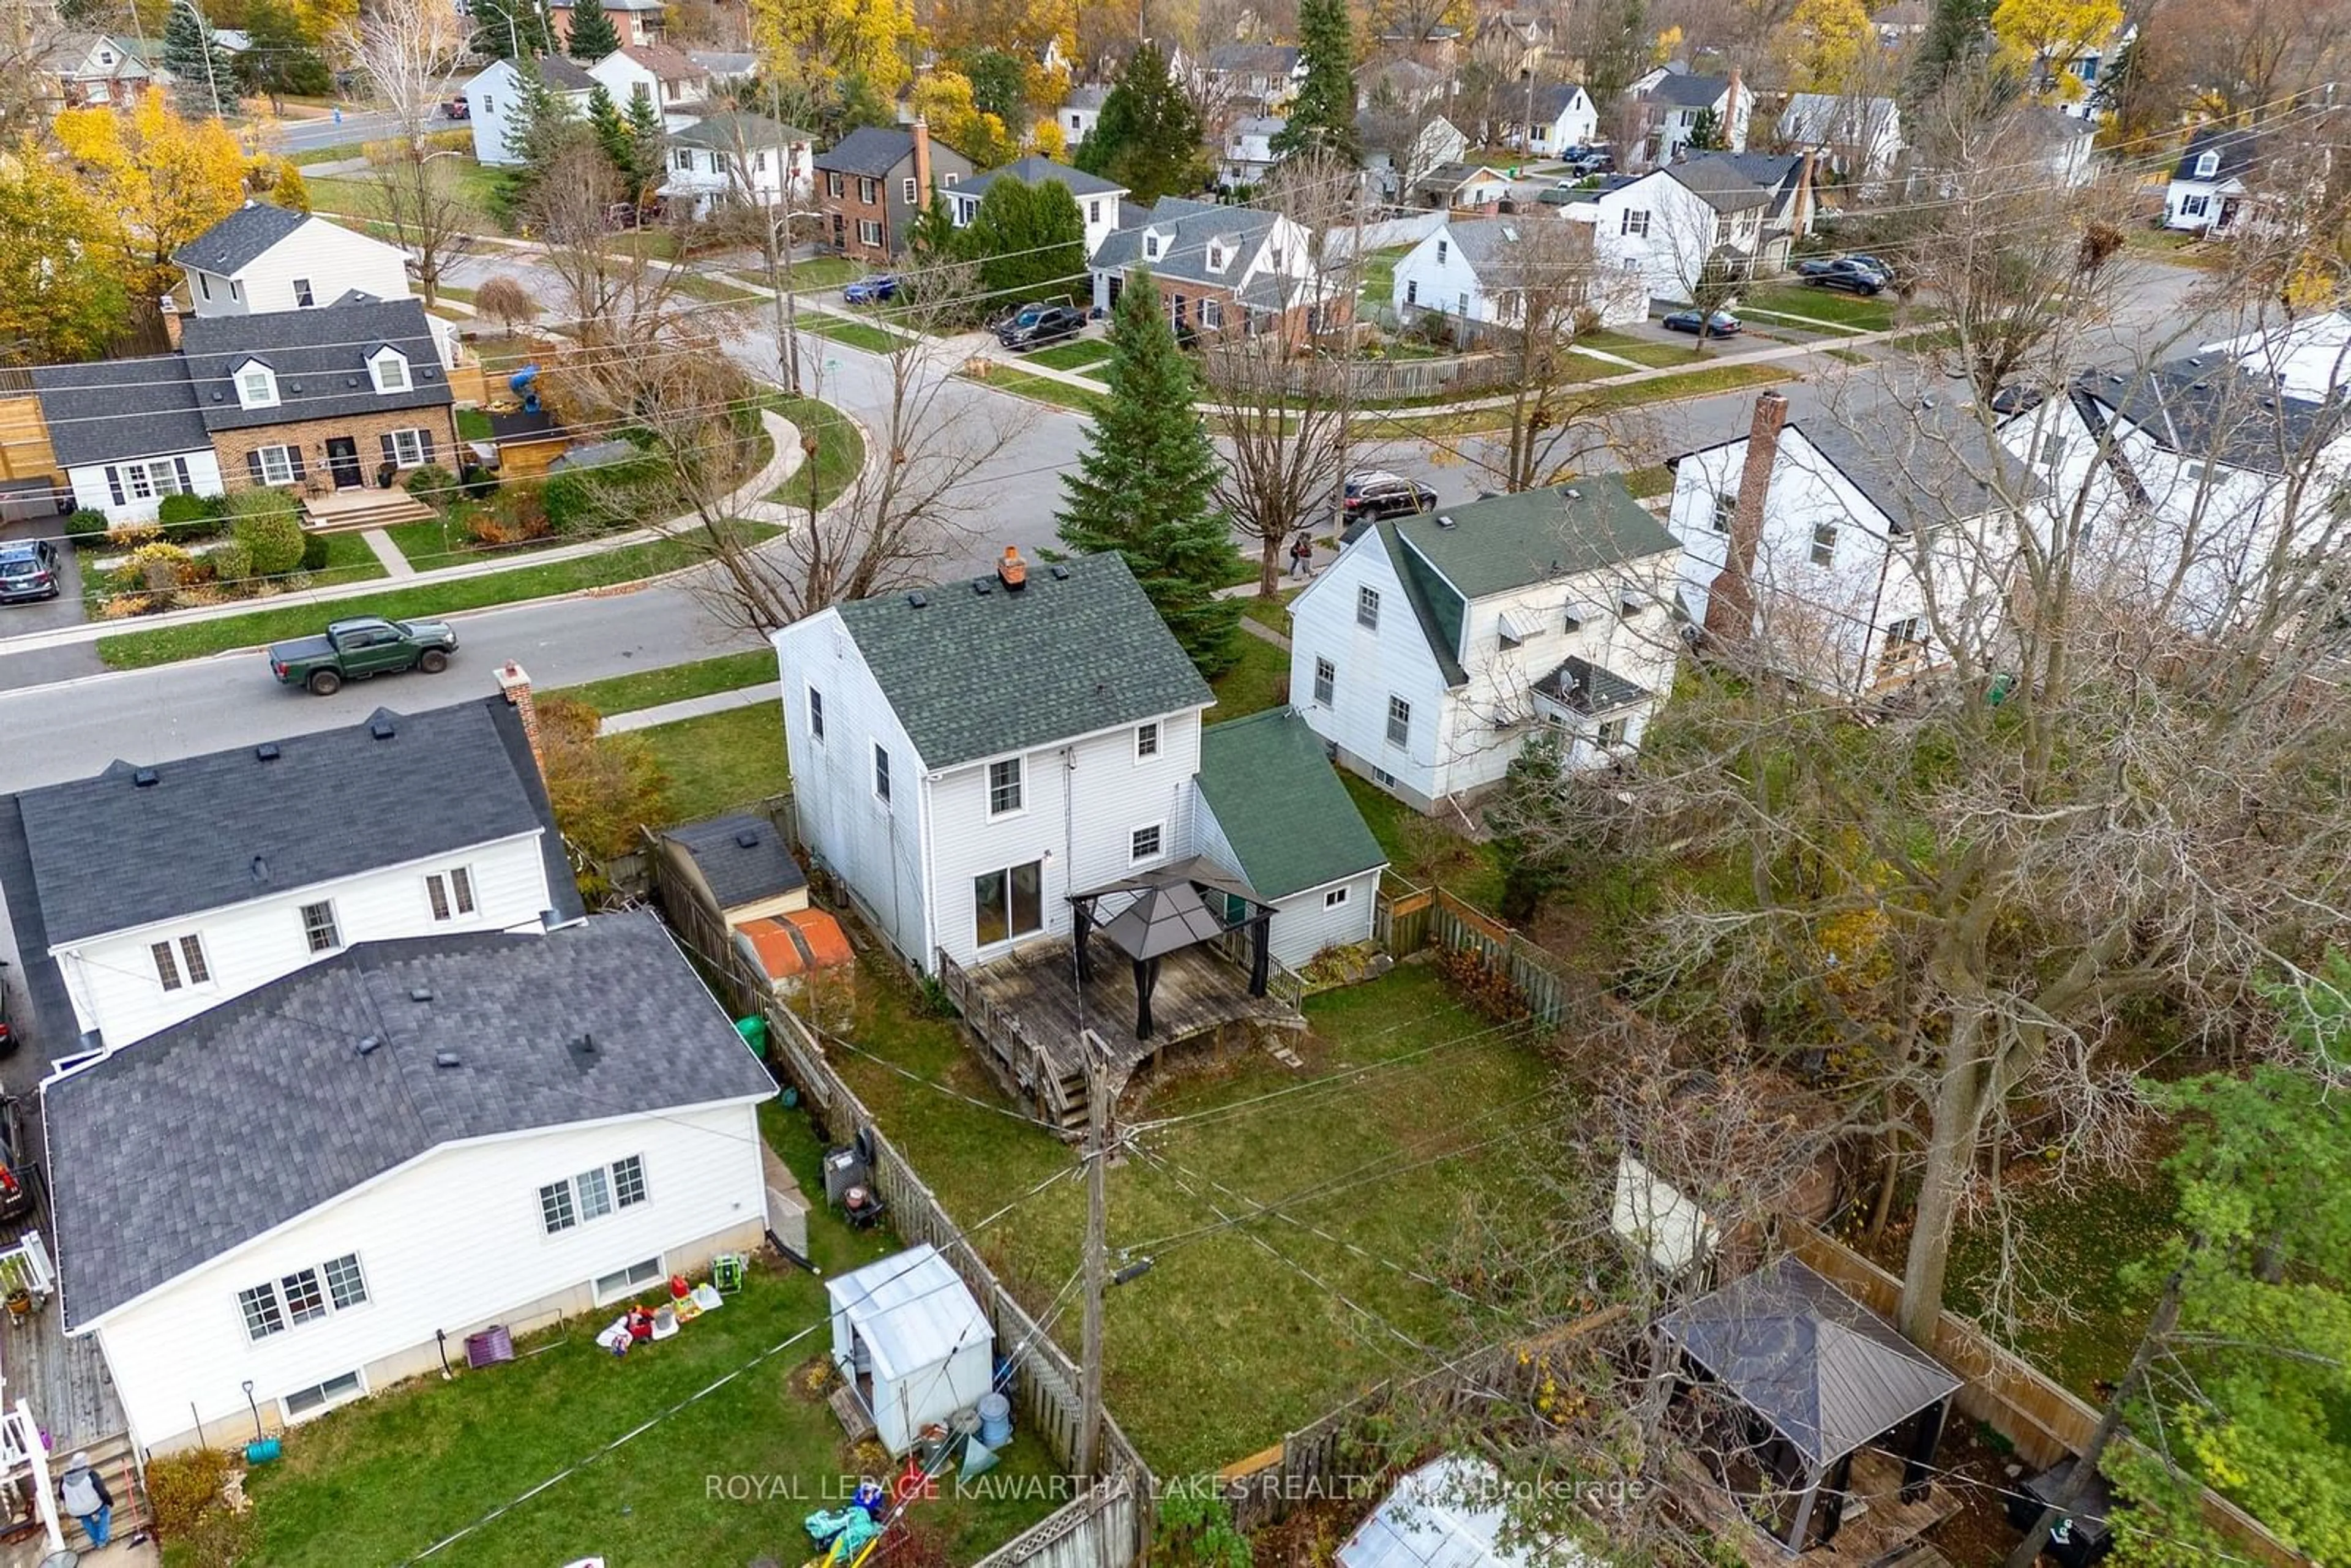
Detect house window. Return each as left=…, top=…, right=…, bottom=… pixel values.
left=300, top=901, right=340, bottom=954
left=280, top=1266, right=327, bottom=1325
left=714, top=151, right=732, bottom=174
left=858, top=219, right=883, bottom=246
left=755, top=151, right=768, bottom=171
left=1406, top=279, right=1419, bottom=304
left=1886, top=615, right=1925, bottom=651
left=111, top=456, right=190, bottom=501
left=151, top=933, right=209, bottom=991
left=2039, top=431, right=2068, bottom=468
left=1324, top=885, right=1350, bottom=909
left=2194, top=151, right=2219, bottom=179
left=902, top=176, right=918, bottom=203
left=482, top=94, right=494, bottom=114
left=1203, top=298, right=1223, bottom=329
left=1136, top=721, right=1160, bottom=759
left=942, top=171, right=958, bottom=187
left=973, top=860, right=1044, bottom=945
left=594, top=1256, right=664, bottom=1304
left=2180, top=193, right=2210, bottom=218
left=198, top=272, right=211, bottom=301
left=238, top=366, right=278, bottom=408
left=1313, top=657, right=1335, bottom=705
left=1357, top=585, right=1381, bottom=629
left=1457, top=291, right=1469, bottom=315
left=282, top=1371, right=363, bottom=1420
left=988, top=757, right=1023, bottom=816
left=1810, top=523, right=1837, bottom=566
left=1597, top=717, right=1629, bottom=748
left=2184, top=460, right=2207, bottom=483
left=425, top=866, right=476, bottom=921
left=1144, top=234, right=1161, bottom=259
left=857, top=176, right=878, bottom=204
left=256, top=445, right=298, bottom=486
left=808, top=688, right=825, bottom=742
left=872, top=743, right=891, bottom=803
left=238, top=1284, right=286, bottom=1340
left=540, top=1156, right=647, bottom=1234
left=1131, top=823, right=1163, bottom=863
left=386, top=428, right=430, bottom=468
left=1621, top=209, right=1651, bottom=238
left=826, top=171, right=844, bottom=198
left=238, top=1252, right=367, bottom=1343
left=293, top=278, right=315, bottom=307
left=323, top=1252, right=368, bottom=1310
left=674, top=148, right=694, bottom=171
left=1089, top=199, right=1101, bottom=222
left=1711, top=491, right=1737, bottom=533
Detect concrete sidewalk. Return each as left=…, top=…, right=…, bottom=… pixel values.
left=599, top=680, right=782, bottom=734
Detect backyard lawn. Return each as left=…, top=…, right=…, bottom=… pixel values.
left=1207, top=628, right=1289, bottom=722
left=1577, top=329, right=1701, bottom=369
left=236, top=1123, right=1062, bottom=1567
left=1026, top=339, right=1112, bottom=373
left=819, top=960, right=1558, bottom=1477
left=631, top=702, right=792, bottom=825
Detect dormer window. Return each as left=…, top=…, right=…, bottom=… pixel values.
left=2193, top=150, right=2220, bottom=179
left=234, top=362, right=279, bottom=410
left=369, top=347, right=411, bottom=394
left=1206, top=242, right=1226, bottom=271
left=1436, top=238, right=1448, bottom=264
left=1144, top=231, right=1161, bottom=260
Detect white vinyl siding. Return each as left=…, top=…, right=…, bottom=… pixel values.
left=180, top=213, right=411, bottom=315
left=1191, top=792, right=1381, bottom=967
left=300, top=901, right=340, bottom=954
left=539, top=1155, right=648, bottom=1235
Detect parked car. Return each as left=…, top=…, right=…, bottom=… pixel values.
left=268, top=615, right=457, bottom=696
left=1343, top=470, right=1438, bottom=521
left=1845, top=253, right=1897, bottom=285
left=0, top=1092, right=35, bottom=1223
left=1662, top=309, right=1742, bottom=338
left=1562, top=146, right=1613, bottom=175
left=0, top=540, right=61, bottom=604
left=0, top=959, right=15, bottom=1062
left=843, top=274, right=899, bottom=305
left=997, top=303, right=1086, bottom=350
left=442, top=96, right=470, bottom=119
left=1796, top=258, right=1884, bottom=295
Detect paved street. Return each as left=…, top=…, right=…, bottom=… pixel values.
left=271, top=107, right=420, bottom=152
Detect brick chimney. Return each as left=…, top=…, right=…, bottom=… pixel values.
left=911, top=116, right=934, bottom=211
left=1705, top=391, right=1787, bottom=647
left=997, top=545, right=1028, bottom=591
left=1724, top=67, right=1744, bottom=152
left=498, top=661, right=544, bottom=773
left=159, top=295, right=182, bottom=351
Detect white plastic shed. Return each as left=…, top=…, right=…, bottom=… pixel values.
left=826, top=1244, right=996, bottom=1455
left=1339, top=1454, right=1594, bottom=1568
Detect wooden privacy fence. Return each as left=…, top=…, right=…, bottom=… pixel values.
left=1203, top=345, right=1520, bottom=403
left=1372, top=877, right=1576, bottom=1029
left=1780, top=1220, right=2311, bottom=1568
left=972, top=1472, right=1143, bottom=1568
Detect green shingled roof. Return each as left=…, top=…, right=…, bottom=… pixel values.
left=831, top=553, right=1213, bottom=770
left=1392, top=478, right=1678, bottom=601
left=1196, top=708, right=1387, bottom=901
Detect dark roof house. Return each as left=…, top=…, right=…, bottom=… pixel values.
left=1195, top=708, right=1387, bottom=902
left=2173, top=125, right=2262, bottom=186
left=1645, top=72, right=1730, bottom=108
left=659, top=813, right=807, bottom=913
left=29, top=358, right=207, bottom=468
left=951, top=154, right=1127, bottom=203
left=1088, top=196, right=1302, bottom=309
left=814, top=126, right=928, bottom=176
left=170, top=201, right=310, bottom=274
left=2071, top=356, right=2351, bottom=477
left=179, top=297, right=452, bottom=433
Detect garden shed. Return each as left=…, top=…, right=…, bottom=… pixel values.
left=825, top=1244, right=995, bottom=1455
left=1340, top=1453, right=1594, bottom=1567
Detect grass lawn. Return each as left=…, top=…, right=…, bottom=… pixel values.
left=1341, top=775, right=1505, bottom=907
left=456, top=407, right=493, bottom=441
left=1237, top=590, right=1295, bottom=632
left=1208, top=621, right=1290, bottom=721
left=765, top=394, right=866, bottom=512
left=2123, top=226, right=2231, bottom=271
left=306, top=162, right=504, bottom=232
left=1618, top=462, right=1674, bottom=499
left=1025, top=339, right=1112, bottom=373
left=556, top=649, right=776, bottom=715
left=1739, top=283, right=1897, bottom=333
left=826, top=960, right=1555, bottom=1476
left=632, top=702, right=792, bottom=824
left=801, top=313, right=912, bottom=354
left=667, top=269, right=764, bottom=306
left=732, top=257, right=866, bottom=293
left=960, top=365, right=1100, bottom=413
left=1577, top=330, right=1700, bottom=369
left=237, top=1122, right=1062, bottom=1567
left=96, top=527, right=775, bottom=670
left=1379, top=365, right=1794, bottom=438
left=1357, top=243, right=1413, bottom=303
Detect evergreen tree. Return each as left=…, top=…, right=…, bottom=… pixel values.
left=1058, top=268, right=1243, bottom=677
left=1905, top=0, right=1995, bottom=98
left=587, top=83, right=632, bottom=181
left=623, top=91, right=666, bottom=200
left=162, top=2, right=236, bottom=120
left=958, top=178, right=1084, bottom=305
left=503, top=60, right=583, bottom=170
left=474, top=0, right=557, bottom=59
left=235, top=0, right=331, bottom=112
left=565, top=0, right=623, bottom=61
left=1682, top=105, right=1723, bottom=151
left=1271, top=0, right=1359, bottom=162
left=1075, top=42, right=1205, bottom=203
left=958, top=47, right=1027, bottom=126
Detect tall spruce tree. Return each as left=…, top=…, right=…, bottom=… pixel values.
left=162, top=1, right=236, bottom=119
left=1059, top=268, right=1243, bottom=677
left=1075, top=42, right=1205, bottom=202
left=1905, top=0, right=1995, bottom=97
left=586, top=83, right=631, bottom=178
left=1272, top=0, right=1359, bottom=162
left=474, top=0, right=557, bottom=59
left=565, top=0, right=623, bottom=61
left=623, top=91, right=666, bottom=201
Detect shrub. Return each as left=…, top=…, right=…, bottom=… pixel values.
left=1432, top=943, right=1532, bottom=1024
left=122, top=541, right=198, bottom=596
left=105, top=519, right=162, bottom=550
left=207, top=539, right=253, bottom=583
left=401, top=463, right=457, bottom=503
left=157, top=493, right=222, bottom=528
left=230, top=489, right=307, bottom=576
left=534, top=694, right=673, bottom=858
left=62, top=508, right=110, bottom=547
left=301, top=532, right=332, bottom=572
left=544, top=456, right=662, bottom=534
left=144, top=1446, right=232, bottom=1539
left=460, top=463, right=501, bottom=500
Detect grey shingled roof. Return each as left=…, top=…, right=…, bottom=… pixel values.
left=13, top=696, right=577, bottom=947
left=44, top=914, right=774, bottom=1326
left=661, top=814, right=806, bottom=910
left=1196, top=709, right=1386, bottom=902
left=1392, top=479, right=1680, bottom=601
left=179, top=298, right=452, bottom=433
left=1660, top=1256, right=1960, bottom=1466
left=1063, top=84, right=1107, bottom=111
left=670, top=110, right=814, bottom=151
left=828, top=553, right=1212, bottom=770
left=1787, top=397, right=2043, bottom=528
left=513, top=53, right=599, bottom=91
left=815, top=126, right=916, bottom=177
left=954, top=154, right=1126, bottom=203
left=2175, top=125, right=2260, bottom=185
left=1089, top=196, right=1283, bottom=294
left=1645, top=72, right=1729, bottom=108
left=171, top=201, right=310, bottom=274
left=0, top=798, right=79, bottom=1062
left=1528, top=82, right=1587, bottom=122
left=1667, top=157, right=1772, bottom=213
left=2075, top=356, right=2349, bottom=477
left=31, top=357, right=205, bottom=467
left=1207, top=42, right=1299, bottom=76
left=1533, top=655, right=1649, bottom=716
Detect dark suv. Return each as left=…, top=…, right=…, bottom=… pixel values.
left=1343, top=471, right=1438, bottom=521
left=997, top=304, right=1086, bottom=350
left=0, top=540, right=60, bottom=604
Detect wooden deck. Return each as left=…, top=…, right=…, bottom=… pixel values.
left=1673, top=1446, right=1961, bottom=1566
left=0, top=1281, right=126, bottom=1452
left=942, top=940, right=1304, bottom=1131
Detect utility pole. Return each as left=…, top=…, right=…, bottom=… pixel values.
left=1075, top=1027, right=1109, bottom=1479
left=771, top=77, right=802, bottom=393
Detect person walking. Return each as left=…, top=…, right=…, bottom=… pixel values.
left=59, top=1450, right=112, bottom=1548
left=1289, top=530, right=1315, bottom=579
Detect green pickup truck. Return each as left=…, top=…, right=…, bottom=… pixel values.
left=269, top=616, right=458, bottom=696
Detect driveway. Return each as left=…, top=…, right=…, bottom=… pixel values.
left=0, top=515, right=85, bottom=639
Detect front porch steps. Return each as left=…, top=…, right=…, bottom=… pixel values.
left=301, top=489, right=435, bottom=532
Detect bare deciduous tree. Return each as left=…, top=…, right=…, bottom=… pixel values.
left=342, top=0, right=475, bottom=305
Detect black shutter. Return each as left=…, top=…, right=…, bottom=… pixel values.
left=173, top=456, right=191, bottom=490
left=246, top=450, right=265, bottom=486
left=289, top=446, right=306, bottom=482
left=419, top=429, right=435, bottom=465
left=380, top=433, right=396, bottom=464
left=105, top=467, right=124, bottom=506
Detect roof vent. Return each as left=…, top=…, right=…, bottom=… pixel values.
left=906, top=590, right=928, bottom=609
left=973, top=576, right=994, bottom=595
left=410, top=986, right=434, bottom=1002
left=356, top=1035, right=382, bottom=1057
left=255, top=742, right=281, bottom=761
left=2187, top=356, right=2203, bottom=368
left=2107, top=373, right=2124, bottom=385
left=735, top=827, right=761, bottom=849
left=252, top=855, right=269, bottom=883
left=287, top=381, right=302, bottom=392
left=434, top=1049, right=462, bottom=1069
left=1049, top=563, right=1071, bottom=580
left=1436, top=514, right=1457, bottom=528
left=370, top=716, right=397, bottom=740
left=132, top=767, right=159, bottom=788
left=569, top=1032, right=597, bottom=1057
left=345, top=376, right=359, bottom=388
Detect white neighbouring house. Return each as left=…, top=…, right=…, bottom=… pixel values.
left=1578, top=162, right=1761, bottom=305
left=173, top=201, right=414, bottom=318
left=1289, top=481, right=1685, bottom=813
left=1220, top=115, right=1287, bottom=189
left=773, top=551, right=1385, bottom=973
left=461, top=54, right=599, bottom=167
left=40, top=912, right=777, bottom=1456
left=2165, top=126, right=2263, bottom=233
left=1390, top=215, right=1646, bottom=331
left=661, top=111, right=817, bottom=218
left=1775, top=93, right=1903, bottom=181
left=1059, top=84, right=1107, bottom=146
left=1631, top=72, right=1749, bottom=166
left=2205, top=310, right=2351, bottom=401
left=0, top=694, right=582, bottom=1059
left=1505, top=81, right=1598, bottom=156
left=947, top=155, right=1131, bottom=260
left=1359, top=113, right=1470, bottom=202
left=589, top=42, right=713, bottom=124
left=1667, top=389, right=2032, bottom=696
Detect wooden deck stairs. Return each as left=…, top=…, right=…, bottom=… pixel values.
left=301, top=488, right=435, bottom=532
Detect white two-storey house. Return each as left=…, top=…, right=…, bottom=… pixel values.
left=1290, top=481, right=1685, bottom=812
left=661, top=110, right=816, bottom=218
left=1392, top=215, right=1646, bottom=331
left=947, top=156, right=1131, bottom=259
left=1667, top=388, right=2031, bottom=695
left=173, top=201, right=414, bottom=317
left=0, top=694, right=582, bottom=1060
left=462, top=54, right=599, bottom=167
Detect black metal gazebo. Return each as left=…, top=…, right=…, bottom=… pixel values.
left=1069, top=857, right=1277, bottom=1040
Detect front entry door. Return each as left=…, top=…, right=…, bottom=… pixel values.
left=326, top=437, right=364, bottom=489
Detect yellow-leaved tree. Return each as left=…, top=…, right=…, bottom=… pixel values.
left=1990, top=0, right=2126, bottom=99
left=0, top=145, right=130, bottom=362
left=749, top=0, right=916, bottom=100
left=909, top=70, right=1019, bottom=167
left=1032, top=114, right=1067, bottom=160
left=53, top=89, right=247, bottom=317
left=1771, top=0, right=1879, bottom=94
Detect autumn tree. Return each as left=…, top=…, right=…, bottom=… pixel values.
left=342, top=0, right=473, bottom=305
left=534, top=695, right=674, bottom=861
left=236, top=0, right=332, bottom=112
left=566, top=0, right=624, bottom=56
left=750, top=0, right=915, bottom=102
left=1270, top=0, right=1359, bottom=162
left=1060, top=267, right=1245, bottom=675
left=1076, top=42, right=1206, bottom=201
left=473, top=274, right=541, bottom=335
left=53, top=89, right=246, bottom=319
left=1990, top=0, right=2125, bottom=100
left=1771, top=0, right=1877, bottom=93
left=0, top=147, right=129, bottom=362
left=910, top=69, right=1019, bottom=167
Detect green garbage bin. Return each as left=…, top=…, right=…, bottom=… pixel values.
left=734, top=1015, right=768, bottom=1057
